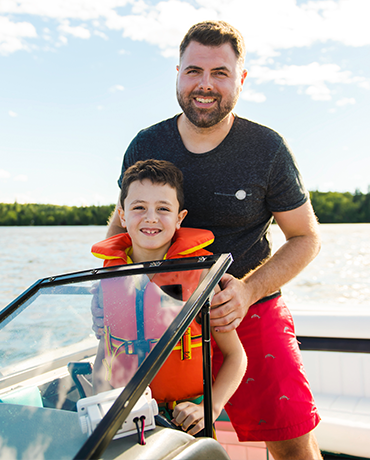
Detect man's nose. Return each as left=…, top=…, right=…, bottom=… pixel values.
left=198, top=73, right=213, bottom=91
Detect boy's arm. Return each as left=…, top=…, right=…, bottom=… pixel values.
left=209, top=328, right=247, bottom=418
left=172, top=328, right=247, bottom=435
left=93, top=338, right=113, bottom=394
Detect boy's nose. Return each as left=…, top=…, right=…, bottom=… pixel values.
left=144, top=209, right=158, bottom=222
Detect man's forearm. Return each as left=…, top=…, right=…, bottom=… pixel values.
left=210, top=202, right=320, bottom=332
left=106, top=204, right=126, bottom=238
left=242, top=232, right=321, bottom=305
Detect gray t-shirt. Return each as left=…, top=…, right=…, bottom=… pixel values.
left=118, top=115, right=308, bottom=279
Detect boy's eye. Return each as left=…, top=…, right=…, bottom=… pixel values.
left=133, top=206, right=145, bottom=210
left=158, top=207, right=170, bottom=212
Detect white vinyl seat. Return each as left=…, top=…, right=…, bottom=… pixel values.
left=293, top=311, right=370, bottom=459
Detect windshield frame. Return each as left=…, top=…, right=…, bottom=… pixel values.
left=0, top=253, right=233, bottom=460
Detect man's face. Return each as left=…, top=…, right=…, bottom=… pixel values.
left=176, top=41, right=247, bottom=129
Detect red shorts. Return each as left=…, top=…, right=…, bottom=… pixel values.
left=212, top=295, right=320, bottom=442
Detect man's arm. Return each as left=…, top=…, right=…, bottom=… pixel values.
left=91, top=195, right=126, bottom=338
left=106, top=196, right=125, bottom=238
left=210, top=200, right=321, bottom=332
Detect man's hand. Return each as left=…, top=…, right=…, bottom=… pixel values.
left=171, top=401, right=205, bottom=436
left=209, top=274, right=252, bottom=333
left=90, top=282, right=104, bottom=339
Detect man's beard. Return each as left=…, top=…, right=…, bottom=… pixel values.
left=176, top=87, right=239, bottom=129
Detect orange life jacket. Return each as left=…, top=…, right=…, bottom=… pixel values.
left=91, top=227, right=214, bottom=403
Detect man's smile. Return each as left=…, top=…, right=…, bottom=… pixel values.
left=195, top=97, right=215, bottom=104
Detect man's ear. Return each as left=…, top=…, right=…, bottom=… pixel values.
left=240, top=69, right=248, bottom=86
left=176, top=65, right=179, bottom=72
left=176, top=209, right=188, bottom=229
left=118, top=207, right=126, bottom=228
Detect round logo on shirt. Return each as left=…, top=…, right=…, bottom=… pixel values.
left=235, top=190, right=247, bottom=200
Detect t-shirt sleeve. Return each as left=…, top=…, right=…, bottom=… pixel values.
left=266, top=137, right=309, bottom=212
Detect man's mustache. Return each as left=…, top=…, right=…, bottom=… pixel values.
left=190, top=91, right=221, bottom=99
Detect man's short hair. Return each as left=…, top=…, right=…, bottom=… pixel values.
left=120, top=159, right=185, bottom=211
left=180, top=20, right=246, bottom=66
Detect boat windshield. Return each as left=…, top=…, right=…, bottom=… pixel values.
left=0, top=253, right=232, bottom=460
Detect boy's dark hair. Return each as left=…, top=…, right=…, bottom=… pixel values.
left=120, top=159, right=185, bottom=211
left=180, top=20, right=246, bottom=67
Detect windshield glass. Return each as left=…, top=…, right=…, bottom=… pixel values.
left=1, top=267, right=205, bottom=401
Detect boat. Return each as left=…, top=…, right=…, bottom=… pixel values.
left=0, top=253, right=369, bottom=459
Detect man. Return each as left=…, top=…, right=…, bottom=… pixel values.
left=103, top=21, right=322, bottom=459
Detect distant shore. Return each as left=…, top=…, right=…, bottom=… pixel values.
left=1, top=190, right=369, bottom=225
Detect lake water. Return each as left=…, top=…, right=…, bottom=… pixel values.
left=0, top=224, right=369, bottom=312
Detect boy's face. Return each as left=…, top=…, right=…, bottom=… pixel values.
left=119, top=179, right=187, bottom=262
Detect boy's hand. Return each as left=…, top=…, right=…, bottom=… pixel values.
left=171, top=401, right=204, bottom=436
left=90, top=282, right=104, bottom=339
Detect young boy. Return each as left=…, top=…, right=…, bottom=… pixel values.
left=91, top=159, right=247, bottom=436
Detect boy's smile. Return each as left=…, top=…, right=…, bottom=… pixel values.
left=119, top=179, right=187, bottom=263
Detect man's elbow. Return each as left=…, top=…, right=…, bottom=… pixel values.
left=306, top=227, right=321, bottom=261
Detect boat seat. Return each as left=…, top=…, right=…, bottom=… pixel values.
left=301, top=349, right=370, bottom=459
left=313, top=394, right=370, bottom=458
left=0, top=385, right=43, bottom=408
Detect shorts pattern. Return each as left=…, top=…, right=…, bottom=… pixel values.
left=212, top=295, right=320, bottom=442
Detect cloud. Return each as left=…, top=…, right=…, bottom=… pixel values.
left=58, top=20, right=90, bottom=39
left=1, top=0, right=369, bottom=102
left=0, top=0, right=129, bottom=21
left=336, top=97, right=356, bottom=107
left=102, top=0, right=370, bottom=59
left=0, top=170, right=28, bottom=182
left=0, top=16, right=37, bottom=55
left=305, top=83, right=332, bottom=101
left=1, top=0, right=370, bottom=57
left=14, top=174, right=28, bottom=182
left=250, top=62, right=359, bottom=87
left=0, top=169, right=11, bottom=179
left=248, top=62, right=367, bottom=101
left=58, top=35, right=68, bottom=45
left=8, top=110, right=18, bottom=117
left=94, top=30, right=108, bottom=40
left=106, top=0, right=218, bottom=57
left=240, top=88, right=266, bottom=103
left=109, top=84, right=125, bottom=92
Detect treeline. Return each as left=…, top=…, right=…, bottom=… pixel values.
left=310, top=190, right=370, bottom=223
left=0, top=202, right=115, bottom=226
left=0, top=190, right=370, bottom=225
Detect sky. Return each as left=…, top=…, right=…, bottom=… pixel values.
left=0, top=0, right=369, bottom=206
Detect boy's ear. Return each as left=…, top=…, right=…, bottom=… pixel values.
left=176, top=209, right=188, bottom=229
left=118, top=207, right=126, bottom=227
